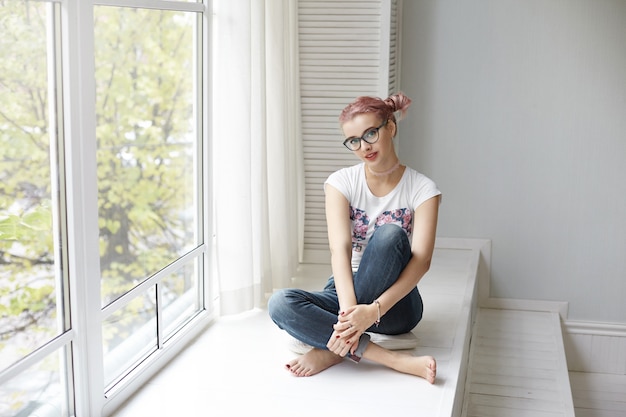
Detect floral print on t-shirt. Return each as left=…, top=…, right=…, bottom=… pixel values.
left=375, top=208, right=413, bottom=235
left=350, top=206, right=412, bottom=252
left=350, top=207, right=369, bottom=252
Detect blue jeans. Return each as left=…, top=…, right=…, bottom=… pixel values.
left=268, top=224, right=423, bottom=357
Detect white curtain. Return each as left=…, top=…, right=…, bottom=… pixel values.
left=212, top=0, right=301, bottom=315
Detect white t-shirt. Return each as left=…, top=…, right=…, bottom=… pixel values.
left=324, top=163, right=441, bottom=271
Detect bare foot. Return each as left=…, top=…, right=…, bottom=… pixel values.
left=392, top=353, right=437, bottom=383
left=285, top=348, right=343, bottom=377
left=362, top=342, right=437, bottom=383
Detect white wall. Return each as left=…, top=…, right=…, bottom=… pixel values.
left=399, top=0, right=626, bottom=323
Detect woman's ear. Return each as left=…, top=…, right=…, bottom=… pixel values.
left=388, top=120, right=397, bottom=138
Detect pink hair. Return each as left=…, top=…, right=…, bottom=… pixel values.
left=339, top=92, right=412, bottom=125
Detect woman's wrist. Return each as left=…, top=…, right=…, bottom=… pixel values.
left=372, top=300, right=381, bottom=327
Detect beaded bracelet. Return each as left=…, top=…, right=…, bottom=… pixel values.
left=373, top=299, right=381, bottom=326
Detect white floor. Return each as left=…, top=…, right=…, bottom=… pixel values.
left=110, top=248, right=477, bottom=417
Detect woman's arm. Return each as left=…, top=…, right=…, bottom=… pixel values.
left=326, top=189, right=440, bottom=357
left=335, top=195, right=440, bottom=334
left=373, top=195, right=440, bottom=319
left=324, top=184, right=357, bottom=312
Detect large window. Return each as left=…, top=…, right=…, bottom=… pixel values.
left=93, top=5, right=203, bottom=390
left=0, top=2, right=71, bottom=416
left=0, top=1, right=212, bottom=416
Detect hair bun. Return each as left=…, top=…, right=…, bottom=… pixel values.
left=339, top=92, right=412, bottom=124
left=386, top=92, right=412, bottom=120
left=384, top=96, right=398, bottom=111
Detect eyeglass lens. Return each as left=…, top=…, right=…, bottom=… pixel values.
left=343, top=120, right=386, bottom=151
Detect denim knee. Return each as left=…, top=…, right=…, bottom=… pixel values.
left=367, top=223, right=411, bottom=259
left=371, top=223, right=408, bottom=245
left=267, top=289, right=289, bottom=324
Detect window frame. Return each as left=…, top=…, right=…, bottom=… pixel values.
left=66, top=1, right=214, bottom=415
left=0, top=0, right=214, bottom=416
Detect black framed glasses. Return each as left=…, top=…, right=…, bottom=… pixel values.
left=342, top=120, right=388, bottom=151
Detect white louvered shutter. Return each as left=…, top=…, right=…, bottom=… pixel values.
left=298, top=0, right=402, bottom=264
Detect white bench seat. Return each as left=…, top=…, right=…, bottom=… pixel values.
left=110, top=240, right=487, bottom=417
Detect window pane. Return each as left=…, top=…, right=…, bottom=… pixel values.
left=102, top=291, right=157, bottom=387
left=0, top=1, right=64, bottom=369
left=94, top=7, right=198, bottom=306
left=161, top=258, right=200, bottom=340
left=0, top=348, right=70, bottom=417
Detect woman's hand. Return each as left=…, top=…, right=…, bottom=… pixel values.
left=337, top=304, right=378, bottom=332
left=326, top=324, right=359, bottom=357
left=326, top=304, right=378, bottom=356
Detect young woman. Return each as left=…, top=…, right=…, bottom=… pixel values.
left=268, top=92, right=441, bottom=382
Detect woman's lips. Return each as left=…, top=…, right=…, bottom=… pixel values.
left=365, top=152, right=378, bottom=160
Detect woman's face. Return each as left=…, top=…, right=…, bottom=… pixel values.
left=341, top=113, right=396, bottom=168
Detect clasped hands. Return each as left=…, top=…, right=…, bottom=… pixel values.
left=326, top=303, right=377, bottom=357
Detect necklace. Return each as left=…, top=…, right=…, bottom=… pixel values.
left=368, top=160, right=401, bottom=177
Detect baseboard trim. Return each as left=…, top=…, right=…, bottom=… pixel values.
left=564, top=320, right=626, bottom=337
